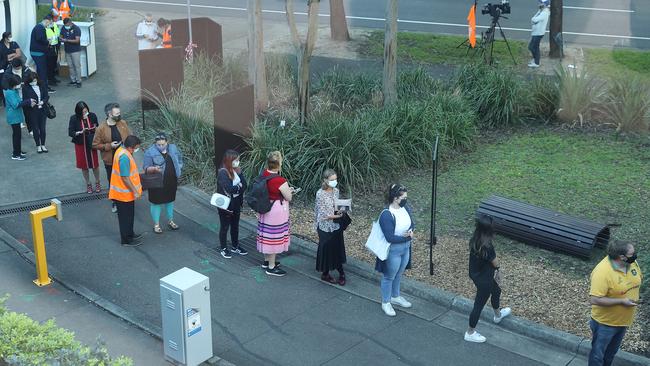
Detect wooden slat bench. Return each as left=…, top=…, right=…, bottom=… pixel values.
left=476, top=195, right=610, bottom=258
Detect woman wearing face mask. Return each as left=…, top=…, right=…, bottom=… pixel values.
left=4, top=75, right=35, bottom=160
left=143, top=132, right=183, bottom=234
left=0, top=32, right=23, bottom=72
left=465, top=214, right=511, bottom=343
left=314, top=169, right=347, bottom=285
left=22, top=73, right=49, bottom=153
left=68, top=101, right=100, bottom=193
left=216, top=150, right=248, bottom=258
left=376, top=184, right=415, bottom=317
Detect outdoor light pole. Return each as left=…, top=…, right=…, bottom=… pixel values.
left=429, top=136, right=439, bottom=276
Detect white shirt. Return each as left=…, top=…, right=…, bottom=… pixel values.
left=231, top=172, right=241, bottom=197
left=136, top=21, right=158, bottom=50
left=389, top=206, right=411, bottom=237
left=531, top=8, right=550, bottom=36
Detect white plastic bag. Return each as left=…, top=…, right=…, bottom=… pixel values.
left=365, top=211, right=391, bottom=260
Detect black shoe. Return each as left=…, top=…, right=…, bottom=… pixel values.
left=68, top=81, right=76, bottom=86
left=265, top=266, right=287, bottom=277
left=131, top=233, right=144, bottom=241
left=49, top=80, right=58, bottom=86
left=261, top=261, right=281, bottom=269
left=47, top=87, right=56, bottom=93
left=76, top=82, right=82, bottom=88
left=232, top=246, right=248, bottom=256
left=121, top=240, right=142, bottom=247
left=220, top=248, right=232, bottom=259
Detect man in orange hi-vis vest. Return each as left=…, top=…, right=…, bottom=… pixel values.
left=467, top=4, right=477, bottom=48
left=157, top=18, right=172, bottom=48
left=109, top=135, right=143, bottom=247
left=52, top=0, right=74, bottom=22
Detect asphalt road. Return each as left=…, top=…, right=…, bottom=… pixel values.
left=48, top=0, right=650, bottom=49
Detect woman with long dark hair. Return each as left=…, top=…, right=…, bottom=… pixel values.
left=0, top=32, right=23, bottom=72
left=465, top=214, right=512, bottom=343
left=68, top=101, right=101, bottom=193
left=315, top=169, right=347, bottom=285
left=22, top=72, right=49, bottom=153
left=217, top=150, right=248, bottom=258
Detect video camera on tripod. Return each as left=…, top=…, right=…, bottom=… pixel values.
left=481, top=0, right=511, bottom=17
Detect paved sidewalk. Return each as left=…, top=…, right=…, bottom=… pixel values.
left=0, top=188, right=596, bottom=366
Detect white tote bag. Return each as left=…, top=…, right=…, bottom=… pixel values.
left=365, top=211, right=391, bottom=260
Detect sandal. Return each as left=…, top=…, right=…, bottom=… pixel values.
left=338, top=274, right=346, bottom=286
left=168, top=221, right=179, bottom=230
left=86, top=184, right=93, bottom=194
left=153, top=224, right=163, bottom=234
left=320, top=274, right=336, bottom=284
left=95, top=182, right=101, bottom=193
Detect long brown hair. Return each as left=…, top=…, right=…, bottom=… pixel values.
left=221, top=149, right=239, bottom=179
left=469, top=214, right=494, bottom=258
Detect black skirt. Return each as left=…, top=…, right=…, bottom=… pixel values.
left=148, top=154, right=178, bottom=204
left=316, top=228, right=346, bottom=272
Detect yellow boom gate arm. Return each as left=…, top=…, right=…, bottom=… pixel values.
left=29, top=199, right=63, bottom=287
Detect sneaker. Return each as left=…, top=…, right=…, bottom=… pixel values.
left=76, top=82, right=82, bottom=88
left=11, top=155, right=26, bottom=161
left=265, top=266, right=287, bottom=277
left=37, top=146, right=43, bottom=154
left=29, top=131, right=33, bottom=136
left=390, top=296, right=412, bottom=308
left=20, top=152, right=26, bottom=157
left=464, top=331, right=487, bottom=343
left=493, top=307, right=512, bottom=324
left=261, top=261, right=281, bottom=269
left=41, top=146, right=48, bottom=153
left=381, top=303, right=396, bottom=317
left=528, top=62, right=540, bottom=68
left=68, top=81, right=76, bottom=86
left=131, top=233, right=144, bottom=241
left=95, top=182, right=101, bottom=193
left=20, top=123, right=26, bottom=129
left=220, top=248, right=232, bottom=259
left=232, top=246, right=248, bottom=255
left=47, top=87, right=56, bottom=93
left=111, top=203, right=118, bottom=213
left=86, top=184, right=93, bottom=194
left=121, top=240, right=142, bottom=247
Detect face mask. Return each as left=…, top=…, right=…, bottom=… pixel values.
left=232, top=160, right=240, bottom=168
left=327, top=180, right=337, bottom=188
left=624, top=253, right=637, bottom=264
left=14, top=85, right=21, bottom=90
left=7, top=38, right=11, bottom=43
left=30, top=81, right=37, bottom=86
left=133, top=148, right=140, bottom=153
left=65, top=26, right=72, bottom=30
left=156, top=145, right=167, bottom=153
left=112, top=115, right=121, bottom=122
left=399, top=198, right=407, bottom=208
left=83, top=111, right=89, bottom=118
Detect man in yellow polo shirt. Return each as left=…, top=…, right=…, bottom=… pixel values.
left=589, top=241, right=643, bottom=366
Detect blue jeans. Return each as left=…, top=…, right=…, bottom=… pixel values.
left=380, top=242, right=410, bottom=303
left=528, top=35, right=544, bottom=65
left=32, top=54, right=49, bottom=90
left=588, top=319, right=627, bottom=366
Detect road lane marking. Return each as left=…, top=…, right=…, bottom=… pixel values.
left=110, top=0, right=650, bottom=41
left=563, top=6, right=634, bottom=13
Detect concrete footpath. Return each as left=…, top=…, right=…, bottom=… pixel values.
left=0, top=187, right=611, bottom=366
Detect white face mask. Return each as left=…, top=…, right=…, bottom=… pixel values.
left=30, top=80, right=37, bottom=86
left=83, top=111, right=89, bottom=118
left=232, top=160, right=240, bottom=168
left=134, top=148, right=140, bottom=153
left=327, top=180, right=338, bottom=188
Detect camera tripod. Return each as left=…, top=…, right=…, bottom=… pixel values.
left=477, top=12, right=516, bottom=65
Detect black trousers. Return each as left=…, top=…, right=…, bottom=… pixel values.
left=218, top=209, right=241, bottom=249
left=31, top=112, right=46, bottom=146
left=10, top=124, right=21, bottom=156
left=47, top=46, right=58, bottom=81
left=115, top=200, right=135, bottom=243
left=469, top=278, right=501, bottom=328
left=105, top=164, right=113, bottom=188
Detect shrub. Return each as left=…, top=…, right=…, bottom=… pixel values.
left=453, top=64, right=524, bottom=128
left=524, top=75, right=559, bottom=123
left=0, top=310, right=132, bottom=366
left=555, top=66, right=605, bottom=126
left=265, top=53, right=297, bottom=111
left=598, top=78, right=650, bottom=132
left=313, top=67, right=380, bottom=110
left=397, top=67, right=442, bottom=101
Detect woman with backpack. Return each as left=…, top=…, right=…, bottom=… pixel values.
left=255, top=151, right=293, bottom=277
left=217, top=149, right=248, bottom=258
left=315, top=169, right=348, bottom=285
left=465, top=214, right=511, bottom=343
left=376, top=184, right=415, bottom=317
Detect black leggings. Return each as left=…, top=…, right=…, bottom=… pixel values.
left=31, top=114, right=46, bottom=146
left=218, top=209, right=241, bottom=249
left=11, top=123, right=21, bottom=156
left=469, top=279, right=501, bottom=328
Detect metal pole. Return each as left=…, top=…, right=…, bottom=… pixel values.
left=429, top=136, right=439, bottom=276
left=186, top=0, right=193, bottom=61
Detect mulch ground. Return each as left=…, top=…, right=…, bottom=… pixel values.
left=246, top=203, right=649, bottom=357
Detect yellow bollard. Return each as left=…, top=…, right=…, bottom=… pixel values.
left=29, top=199, right=63, bottom=287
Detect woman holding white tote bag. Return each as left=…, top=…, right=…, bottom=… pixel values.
left=372, top=184, right=415, bottom=317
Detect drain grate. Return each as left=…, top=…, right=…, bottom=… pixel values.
left=0, top=192, right=108, bottom=217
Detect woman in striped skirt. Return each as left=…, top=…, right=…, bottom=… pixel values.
left=256, top=151, right=294, bottom=277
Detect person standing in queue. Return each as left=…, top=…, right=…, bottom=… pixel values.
left=68, top=101, right=100, bottom=193
left=465, top=215, right=512, bottom=343
left=22, top=73, right=49, bottom=153
left=4, top=75, right=35, bottom=160
left=217, top=150, right=248, bottom=258
left=92, top=103, right=131, bottom=213
left=0, top=32, right=23, bottom=72
left=109, top=135, right=143, bottom=247
left=315, top=169, right=347, bottom=285
left=30, top=14, right=55, bottom=93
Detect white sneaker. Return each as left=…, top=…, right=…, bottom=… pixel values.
left=390, top=296, right=412, bottom=308
left=381, top=303, right=396, bottom=317
left=528, top=62, right=540, bottom=68
left=20, top=123, right=26, bottom=129
left=493, top=307, right=512, bottom=324
left=464, top=331, right=487, bottom=343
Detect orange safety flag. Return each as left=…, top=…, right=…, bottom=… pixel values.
left=467, top=4, right=477, bottom=48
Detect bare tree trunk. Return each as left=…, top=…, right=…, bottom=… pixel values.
left=286, top=0, right=320, bottom=125
left=329, top=0, right=350, bottom=41
left=549, top=0, right=563, bottom=58
left=248, top=0, right=269, bottom=113
left=383, top=0, right=398, bottom=105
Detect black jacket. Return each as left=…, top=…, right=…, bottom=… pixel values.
left=30, top=24, right=48, bottom=54
left=68, top=112, right=99, bottom=145
left=21, top=82, right=49, bottom=123
left=217, top=168, right=248, bottom=211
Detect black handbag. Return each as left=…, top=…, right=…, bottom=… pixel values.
left=46, top=102, right=56, bottom=119
left=140, top=171, right=164, bottom=190
left=334, top=212, right=352, bottom=231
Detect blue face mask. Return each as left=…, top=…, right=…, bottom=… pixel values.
left=65, top=26, right=72, bottom=30
left=156, top=144, right=167, bottom=153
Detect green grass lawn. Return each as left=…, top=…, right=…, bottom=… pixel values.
left=36, top=5, right=106, bottom=22
left=402, top=130, right=650, bottom=286
left=358, top=30, right=528, bottom=67
left=584, top=48, right=650, bottom=83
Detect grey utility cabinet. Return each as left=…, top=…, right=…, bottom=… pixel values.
left=160, top=267, right=213, bottom=366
